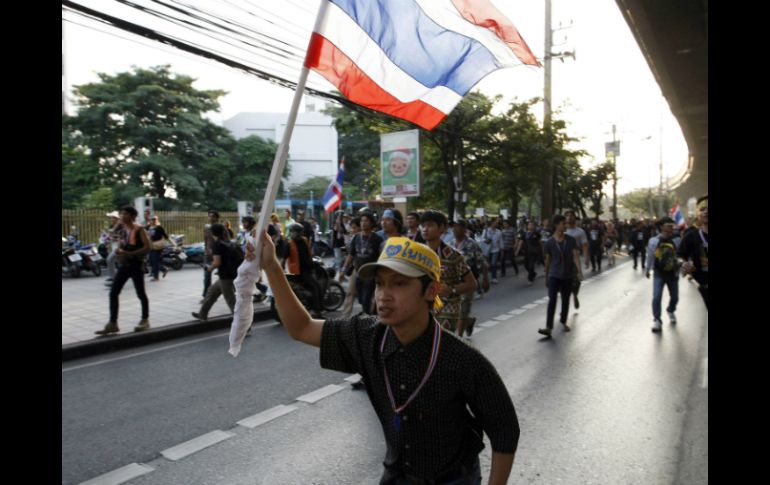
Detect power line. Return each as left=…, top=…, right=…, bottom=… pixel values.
left=63, top=0, right=342, bottom=102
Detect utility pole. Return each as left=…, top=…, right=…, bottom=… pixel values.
left=542, top=0, right=575, bottom=220
left=542, top=0, right=554, bottom=221
left=658, top=114, right=664, bottom=217
left=611, top=124, right=618, bottom=221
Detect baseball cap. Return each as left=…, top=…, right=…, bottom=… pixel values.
left=358, top=237, right=443, bottom=309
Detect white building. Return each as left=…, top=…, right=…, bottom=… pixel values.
left=222, top=99, right=339, bottom=188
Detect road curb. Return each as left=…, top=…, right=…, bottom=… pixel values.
left=62, top=308, right=275, bottom=361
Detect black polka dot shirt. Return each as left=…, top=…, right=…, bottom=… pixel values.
left=321, top=313, right=520, bottom=480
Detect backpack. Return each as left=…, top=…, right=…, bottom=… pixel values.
left=654, top=239, right=679, bottom=273
left=227, top=242, right=245, bottom=273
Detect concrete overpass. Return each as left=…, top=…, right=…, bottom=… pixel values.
left=615, top=0, right=708, bottom=204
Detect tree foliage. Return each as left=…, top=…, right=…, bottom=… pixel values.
left=326, top=93, right=596, bottom=219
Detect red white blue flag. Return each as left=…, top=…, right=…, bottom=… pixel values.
left=671, top=204, right=686, bottom=228
left=304, top=0, right=538, bottom=130
left=322, top=157, right=345, bottom=214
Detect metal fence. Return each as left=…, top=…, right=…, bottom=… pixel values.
left=62, top=210, right=240, bottom=246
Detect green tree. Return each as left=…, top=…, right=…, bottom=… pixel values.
left=486, top=99, right=548, bottom=218
left=289, top=176, right=333, bottom=201
left=77, top=187, right=116, bottom=211
left=66, top=65, right=233, bottom=209
left=580, top=161, right=615, bottom=218
left=229, top=135, right=283, bottom=208
left=619, top=188, right=674, bottom=218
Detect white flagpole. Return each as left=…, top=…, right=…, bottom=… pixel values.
left=229, top=0, right=330, bottom=356
left=252, top=0, right=329, bottom=252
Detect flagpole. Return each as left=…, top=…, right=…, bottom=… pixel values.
left=252, top=0, right=329, bottom=256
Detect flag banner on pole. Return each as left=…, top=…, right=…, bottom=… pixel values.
left=322, top=157, right=345, bottom=213
left=304, top=0, right=538, bottom=130
left=671, top=204, right=686, bottom=227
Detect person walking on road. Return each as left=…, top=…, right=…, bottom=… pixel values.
left=252, top=230, right=520, bottom=485
left=564, top=210, right=589, bottom=310
left=202, top=210, right=220, bottom=299
left=96, top=206, right=151, bottom=335
left=192, top=223, right=238, bottom=322
left=539, top=214, right=583, bottom=337
left=646, top=217, right=682, bottom=333
left=146, top=215, right=173, bottom=281
left=679, top=195, right=708, bottom=310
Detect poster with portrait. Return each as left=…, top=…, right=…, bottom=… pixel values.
left=380, top=129, right=420, bottom=197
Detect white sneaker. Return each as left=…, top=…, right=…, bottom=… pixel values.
left=667, top=311, right=677, bottom=325
left=652, top=319, right=663, bottom=333
left=491, top=278, right=499, bottom=284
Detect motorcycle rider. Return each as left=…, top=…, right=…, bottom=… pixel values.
left=287, top=223, right=323, bottom=317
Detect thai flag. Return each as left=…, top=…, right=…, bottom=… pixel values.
left=322, top=157, right=345, bottom=214
left=304, top=0, right=539, bottom=130
left=671, top=204, right=686, bottom=228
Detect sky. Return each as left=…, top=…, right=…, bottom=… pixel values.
left=62, top=0, right=689, bottom=196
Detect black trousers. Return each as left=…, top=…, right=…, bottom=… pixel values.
left=110, top=262, right=149, bottom=322
left=546, top=277, right=573, bottom=328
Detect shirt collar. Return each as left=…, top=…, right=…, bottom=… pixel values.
left=380, top=315, right=436, bottom=359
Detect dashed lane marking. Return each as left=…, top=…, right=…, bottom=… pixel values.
left=296, top=384, right=346, bottom=404
left=77, top=463, right=154, bottom=485
left=161, top=430, right=234, bottom=461
left=237, top=404, right=298, bottom=429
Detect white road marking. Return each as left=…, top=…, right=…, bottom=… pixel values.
left=493, top=315, right=510, bottom=321
left=296, top=384, right=345, bottom=404
left=237, top=404, right=298, bottom=429
left=521, top=303, right=539, bottom=309
left=161, top=430, right=234, bottom=461
left=478, top=320, right=500, bottom=329
left=344, top=374, right=362, bottom=384
left=508, top=309, right=527, bottom=315
left=77, top=463, right=154, bottom=485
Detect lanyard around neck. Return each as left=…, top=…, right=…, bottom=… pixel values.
left=380, top=320, right=442, bottom=428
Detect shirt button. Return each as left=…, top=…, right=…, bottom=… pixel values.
left=403, top=415, right=408, bottom=421
left=405, top=444, right=410, bottom=449
left=400, top=384, right=406, bottom=390
left=405, top=461, right=410, bottom=467
left=399, top=348, right=404, bottom=353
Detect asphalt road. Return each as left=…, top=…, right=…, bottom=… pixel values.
left=62, top=258, right=708, bottom=484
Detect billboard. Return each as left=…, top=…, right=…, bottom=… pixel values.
left=380, top=129, right=420, bottom=197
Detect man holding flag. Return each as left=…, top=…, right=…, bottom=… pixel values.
left=227, top=4, right=536, bottom=481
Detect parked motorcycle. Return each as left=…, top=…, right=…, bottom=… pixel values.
left=270, top=256, right=345, bottom=323
left=62, top=238, right=83, bottom=278
left=160, top=244, right=187, bottom=270
left=77, top=244, right=102, bottom=276
left=181, top=242, right=206, bottom=266
left=312, top=230, right=334, bottom=258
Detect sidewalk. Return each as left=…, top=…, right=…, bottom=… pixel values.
left=62, top=264, right=271, bottom=347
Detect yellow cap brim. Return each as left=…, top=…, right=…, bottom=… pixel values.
left=358, top=259, right=434, bottom=281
